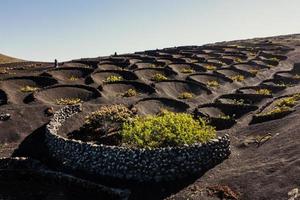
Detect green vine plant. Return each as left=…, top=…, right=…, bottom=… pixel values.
left=232, top=99, right=246, bottom=105
left=20, top=85, right=39, bottom=93
left=231, top=75, right=245, bottom=82
left=258, top=93, right=300, bottom=116
left=81, top=106, right=216, bottom=148
left=249, top=69, right=259, bottom=75
left=204, top=64, right=217, bottom=71
left=207, top=80, right=220, bottom=88
left=151, top=73, right=168, bottom=81
left=55, top=98, right=82, bottom=105
left=120, top=110, right=216, bottom=148
left=122, top=88, right=138, bottom=97
left=234, top=58, right=243, bottom=63
left=105, top=75, right=123, bottom=83
left=180, top=68, right=194, bottom=74
left=178, top=92, right=194, bottom=99
left=217, top=114, right=233, bottom=120
left=68, top=75, right=79, bottom=81
left=269, top=57, right=280, bottom=62
left=256, top=89, right=271, bottom=95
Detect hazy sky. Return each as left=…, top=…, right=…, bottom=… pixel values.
left=1, top=0, right=300, bottom=62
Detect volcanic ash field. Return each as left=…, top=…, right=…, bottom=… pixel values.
left=0, top=34, right=300, bottom=200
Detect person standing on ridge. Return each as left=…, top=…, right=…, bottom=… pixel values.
left=54, top=59, right=58, bottom=68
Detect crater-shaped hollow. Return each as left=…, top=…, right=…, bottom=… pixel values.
left=0, top=76, right=58, bottom=104
left=90, top=70, right=138, bottom=85
left=155, top=80, right=210, bottom=99
left=167, top=63, right=206, bottom=74
left=134, top=67, right=177, bottom=83
left=187, top=73, right=232, bottom=88
left=133, top=97, right=189, bottom=115
left=33, top=84, right=101, bottom=105
left=42, top=67, right=94, bottom=82
left=101, top=81, right=155, bottom=98
left=215, top=68, right=253, bottom=80
left=131, top=61, right=166, bottom=69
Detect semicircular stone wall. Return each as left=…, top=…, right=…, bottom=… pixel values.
left=45, top=104, right=231, bottom=182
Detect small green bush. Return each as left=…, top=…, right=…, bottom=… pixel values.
left=55, top=98, right=81, bottom=105
left=249, top=69, right=258, bottom=75
left=276, top=82, right=287, bottom=87
left=232, top=99, right=245, bottom=105
left=180, top=68, right=194, bottom=74
left=234, top=58, right=243, bottom=63
left=178, top=92, right=193, bottom=99
left=105, top=75, right=123, bottom=83
left=68, top=75, right=79, bottom=81
left=261, top=105, right=292, bottom=116
left=122, top=88, right=138, bottom=97
left=275, top=94, right=300, bottom=107
left=256, top=89, right=271, bottom=95
left=20, top=85, right=39, bottom=93
left=218, top=114, right=232, bottom=120
left=269, top=57, right=280, bottom=62
left=231, top=75, right=245, bottom=82
left=151, top=73, right=168, bottom=81
left=207, top=80, right=220, bottom=88
left=204, top=65, right=217, bottom=71
left=120, top=110, right=216, bottom=148
left=259, top=93, right=300, bottom=116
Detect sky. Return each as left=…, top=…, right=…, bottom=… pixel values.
left=1, top=0, right=300, bottom=62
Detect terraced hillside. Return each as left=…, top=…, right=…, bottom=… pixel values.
left=0, top=34, right=300, bottom=200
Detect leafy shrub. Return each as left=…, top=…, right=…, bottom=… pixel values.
left=234, top=58, right=243, bottom=63
left=276, top=82, right=287, bottom=87
left=249, top=69, right=258, bottom=75
left=178, top=92, right=193, bottom=99
left=55, top=98, right=81, bottom=105
left=20, top=85, right=39, bottom=93
left=122, top=88, right=138, bottom=97
left=231, top=75, right=245, bottom=82
left=261, top=105, right=292, bottom=116
left=259, top=93, right=300, bottom=116
left=120, top=110, right=216, bottom=148
left=204, top=65, right=217, bottom=71
left=84, top=104, right=134, bottom=127
left=180, top=68, right=194, bottom=74
left=218, top=114, right=232, bottom=120
left=151, top=73, right=168, bottom=81
left=269, top=57, right=280, bottom=62
left=207, top=80, right=220, bottom=88
left=68, top=75, right=79, bottom=81
left=105, top=75, right=123, bottom=83
left=275, top=94, right=300, bottom=107
left=232, top=99, right=245, bottom=105
left=256, top=89, right=271, bottom=95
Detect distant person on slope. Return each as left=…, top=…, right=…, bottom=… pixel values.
left=54, top=59, right=58, bottom=68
